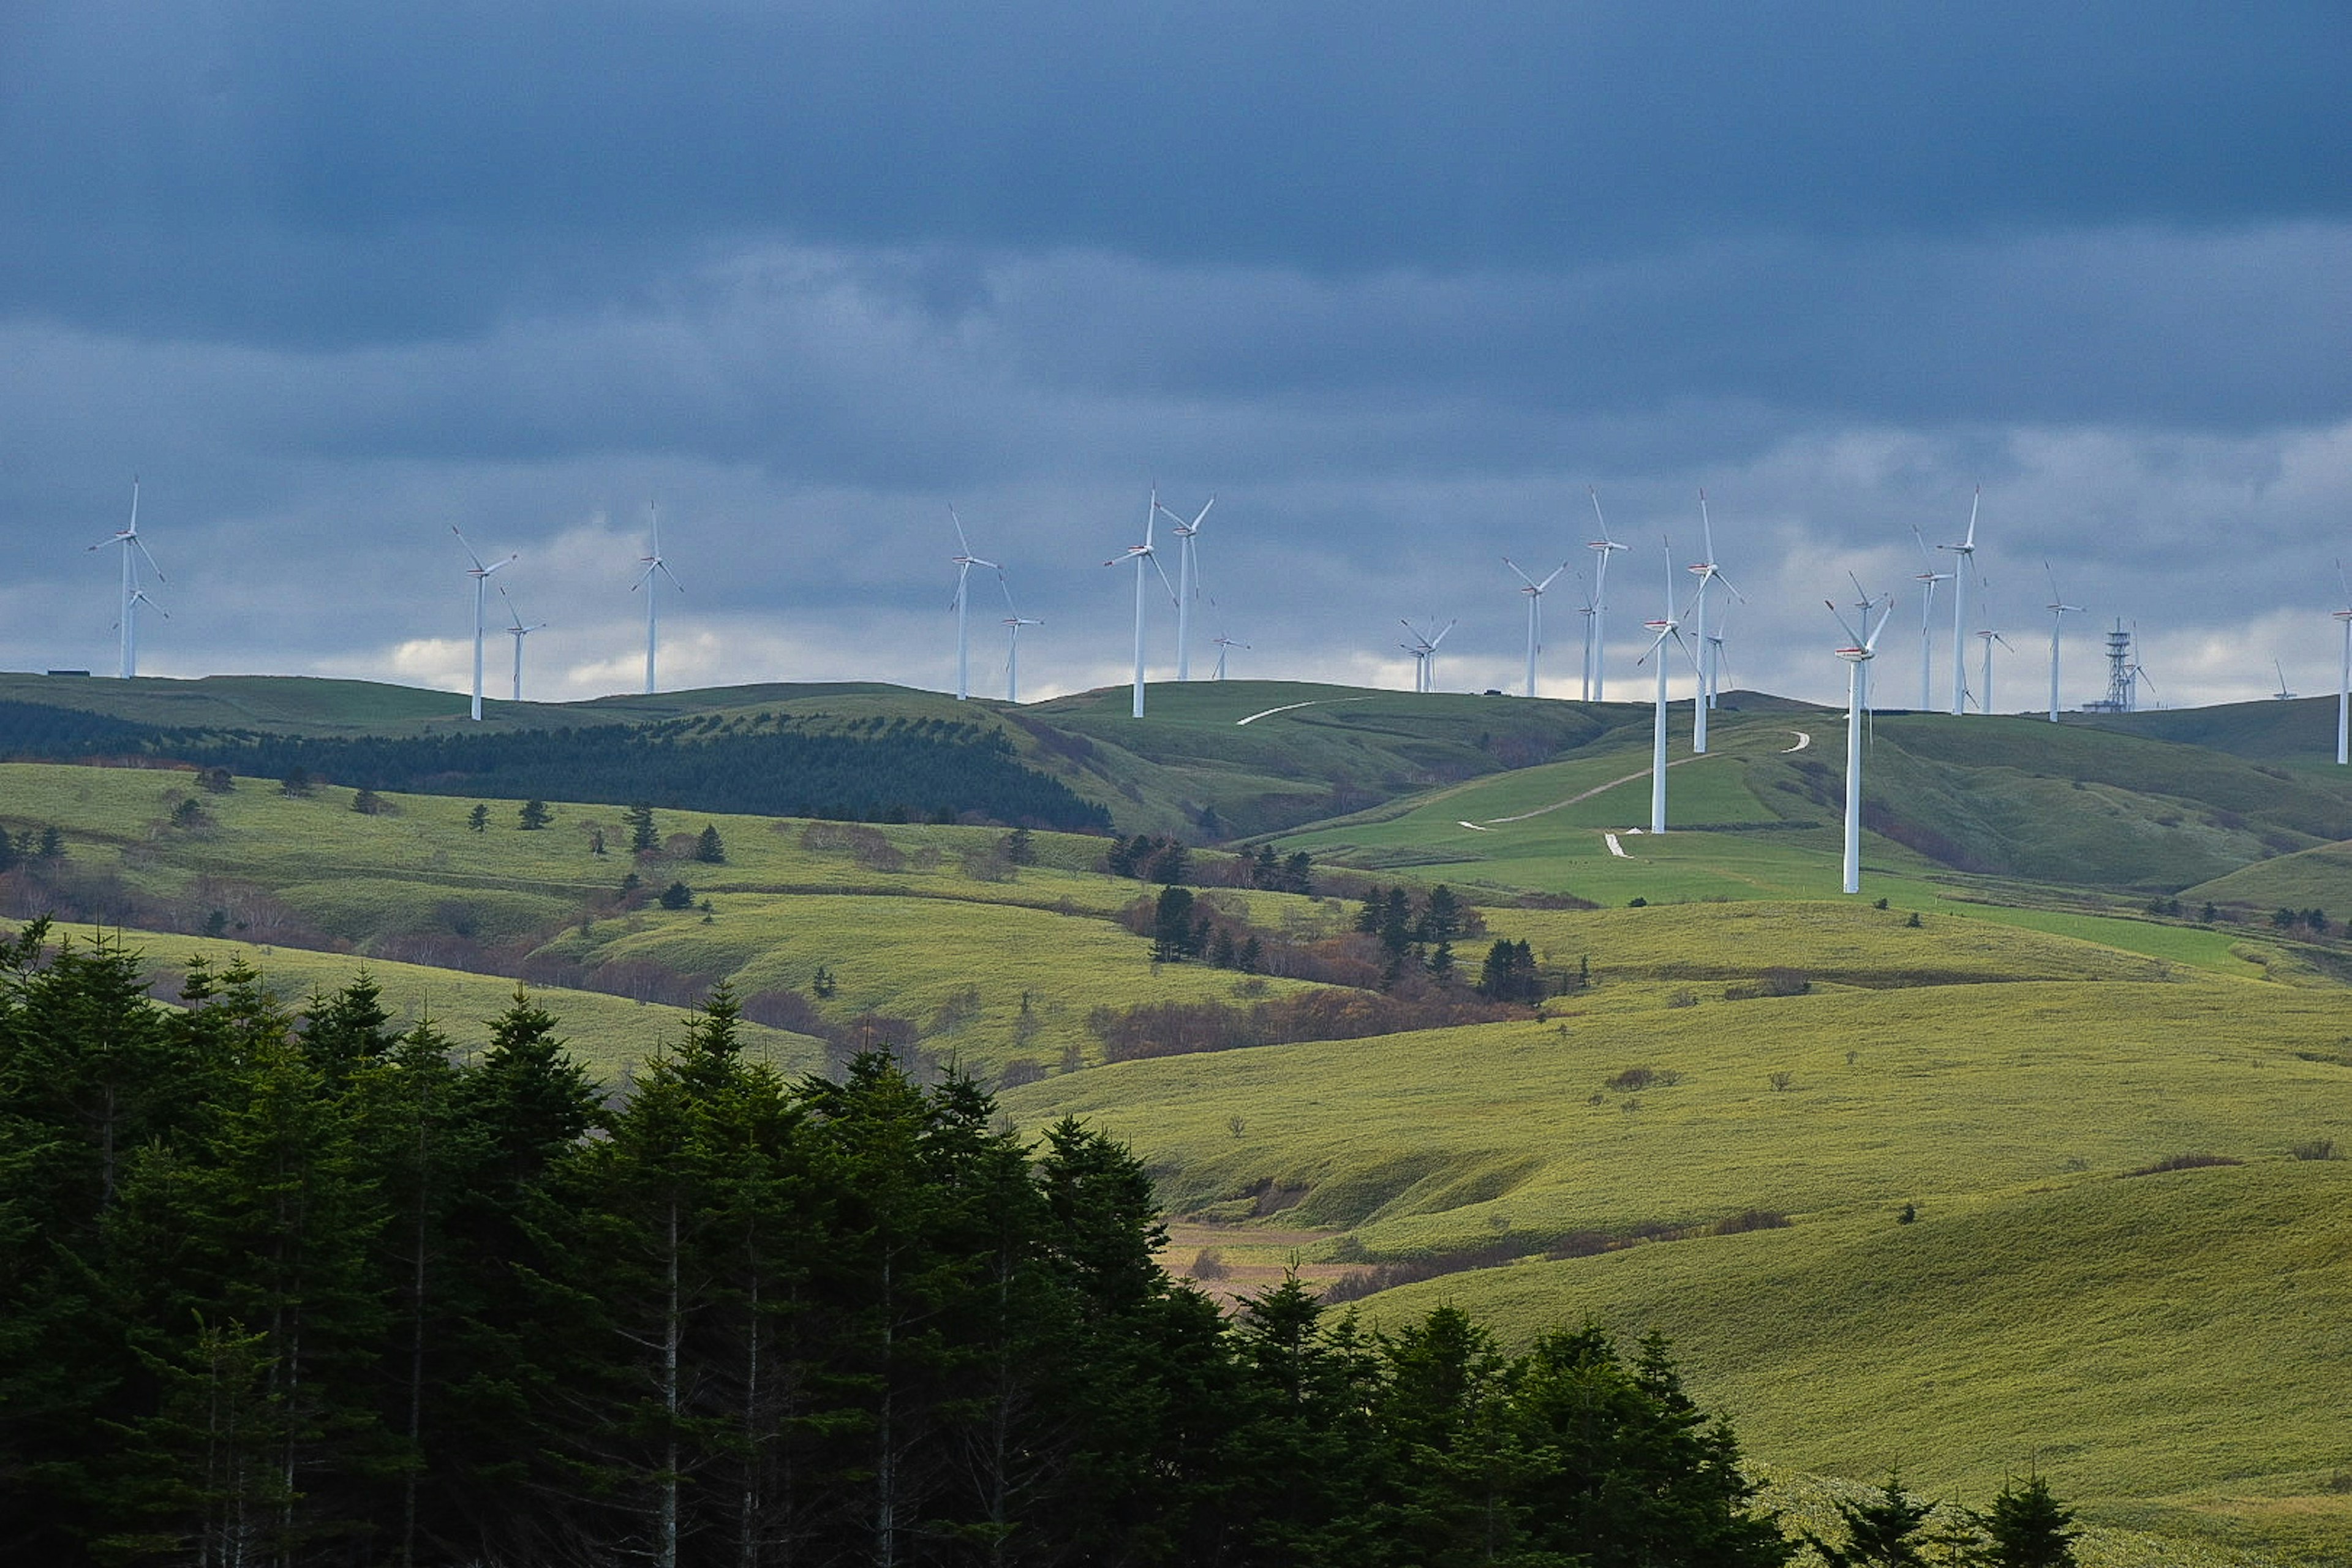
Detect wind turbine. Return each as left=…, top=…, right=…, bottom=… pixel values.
left=1504, top=557, right=1569, bottom=698
left=453, top=527, right=516, bottom=722
left=1398, top=628, right=1431, bottom=693
left=1937, top=489, right=1981, bottom=715
left=1104, top=489, right=1178, bottom=718
left=1910, top=526, right=1953, bottom=711
left=1398, top=619, right=1455, bottom=693
left=2272, top=658, right=2296, bottom=702
left=1635, top=540, right=1698, bottom=834
left=2334, top=562, right=2352, bottom=765
left=2043, top=562, right=2082, bottom=722
left=631, top=504, right=684, bottom=695
left=1586, top=487, right=1631, bottom=701
left=1975, top=627, right=2015, bottom=713
left=1830, top=589, right=1896, bottom=895
left=499, top=586, right=546, bottom=703
left=1155, top=494, right=1216, bottom=682
left=89, top=480, right=166, bottom=679
left=947, top=507, right=1000, bottom=702
left=1211, top=633, right=1249, bottom=681
left=1684, top=491, right=1744, bottom=752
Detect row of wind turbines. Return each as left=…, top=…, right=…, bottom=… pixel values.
left=80, top=484, right=2352, bottom=802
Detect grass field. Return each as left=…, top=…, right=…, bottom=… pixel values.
left=1003, top=966, right=2352, bottom=1559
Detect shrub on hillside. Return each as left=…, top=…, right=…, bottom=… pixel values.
left=2125, top=1152, right=2244, bottom=1177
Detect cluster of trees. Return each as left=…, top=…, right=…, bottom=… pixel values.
left=1243, top=845, right=1315, bottom=895
left=2271, top=906, right=2329, bottom=934
left=0, top=826, right=66, bottom=874
left=1105, top=834, right=1191, bottom=884
left=1354, top=886, right=1483, bottom=990
left=1148, top=887, right=1264, bottom=971
left=1, top=926, right=1812, bottom=1567
left=109, top=718, right=1110, bottom=832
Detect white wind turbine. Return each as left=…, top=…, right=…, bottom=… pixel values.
left=1211, top=633, right=1249, bottom=681
left=947, top=507, right=1000, bottom=702
left=631, top=504, right=685, bottom=695
left=89, top=480, right=167, bottom=679
left=1586, top=487, right=1631, bottom=701
left=993, top=563, right=1041, bottom=703
left=1910, top=526, right=1953, bottom=711
left=1504, top=557, right=1570, bottom=698
left=1155, top=493, right=1216, bottom=682
left=1937, top=489, right=1981, bottom=715
left=1419, top=619, right=1457, bottom=692
left=1398, top=628, right=1431, bottom=693
left=1830, top=588, right=1896, bottom=895
left=1684, top=491, right=1744, bottom=752
left=2272, top=658, right=2296, bottom=702
left=1975, top=627, right=2015, bottom=714
left=1104, top=489, right=1178, bottom=718
left=2334, top=562, right=2352, bottom=765
left=453, top=526, right=516, bottom=722
left=2043, top=562, right=2082, bottom=723
left=499, top=586, right=546, bottom=703
left=1635, top=541, right=1698, bottom=835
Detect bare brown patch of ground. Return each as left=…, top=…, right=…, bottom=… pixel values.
left=1158, top=1219, right=1349, bottom=1310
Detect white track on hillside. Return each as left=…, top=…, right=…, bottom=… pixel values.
left=1234, top=696, right=1380, bottom=726
left=1782, top=730, right=1812, bottom=752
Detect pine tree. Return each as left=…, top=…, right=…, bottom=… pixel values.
left=518, top=798, right=553, bottom=831
left=627, top=801, right=660, bottom=854
left=696, top=824, right=726, bottom=863
left=1970, top=1474, right=2079, bottom=1568
left=1806, top=1474, right=1938, bottom=1568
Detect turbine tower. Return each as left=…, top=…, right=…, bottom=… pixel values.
left=632, top=504, right=684, bottom=695
left=1104, top=489, right=1177, bottom=718
left=1910, top=527, right=1953, bottom=711
left=1504, top=557, right=1569, bottom=698
left=453, top=527, right=515, bottom=722
left=1155, top=493, right=1216, bottom=682
left=1937, top=489, right=1981, bottom=715
left=1830, top=590, right=1895, bottom=895
left=2335, top=562, right=2352, bottom=765
left=89, top=480, right=166, bottom=679
left=2043, top=562, right=2082, bottom=722
left=948, top=507, right=1001, bottom=702
left=1575, top=572, right=1598, bottom=700
left=1684, top=491, right=1743, bottom=752
left=1586, top=487, right=1630, bottom=701
left=499, top=586, right=546, bottom=703
left=1635, top=541, right=1696, bottom=835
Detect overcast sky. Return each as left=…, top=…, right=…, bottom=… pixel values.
left=4, top=2, right=2347, bottom=712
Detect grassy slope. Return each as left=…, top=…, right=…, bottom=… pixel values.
left=0, top=762, right=1344, bottom=1077
left=1003, top=967, right=2352, bottom=1558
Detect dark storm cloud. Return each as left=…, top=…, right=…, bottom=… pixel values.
left=5, top=2, right=2344, bottom=345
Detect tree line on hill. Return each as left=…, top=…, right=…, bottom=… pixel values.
left=0, top=710, right=1111, bottom=832
left=0, top=925, right=2086, bottom=1568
